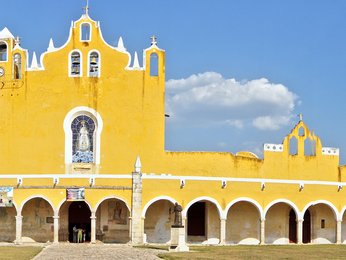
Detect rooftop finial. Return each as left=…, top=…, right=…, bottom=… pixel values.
left=298, top=113, right=303, bottom=121
left=150, top=35, right=157, bottom=46
left=83, top=0, right=89, bottom=15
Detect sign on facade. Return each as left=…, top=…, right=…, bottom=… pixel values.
left=66, top=188, right=85, bottom=201
left=0, top=187, right=13, bottom=207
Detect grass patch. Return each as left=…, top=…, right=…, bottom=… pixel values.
left=158, top=244, right=346, bottom=259
left=0, top=246, right=42, bottom=260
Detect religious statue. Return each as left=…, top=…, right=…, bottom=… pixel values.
left=77, top=121, right=90, bottom=152
left=172, top=203, right=183, bottom=228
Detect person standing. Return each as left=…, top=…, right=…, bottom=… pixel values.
left=73, top=225, right=77, bottom=243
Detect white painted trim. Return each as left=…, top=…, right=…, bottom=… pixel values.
left=80, top=22, right=92, bottom=42
left=68, top=49, right=83, bottom=77
left=0, top=174, right=132, bottom=179
left=94, top=196, right=131, bottom=213
left=87, top=49, right=101, bottom=77
left=0, top=40, right=8, bottom=62
left=19, top=195, right=55, bottom=214
left=224, top=197, right=263, bottom=219
left=263, top=199, right=300, bottom=220
left=63, top=106, right=103, bottom=165
left=56, top=198, right=93, bottom=215
left=301, top=200, right=340, bottom=221
left=141, top=196, right=177, bottom=218
left=182, top=196, right=224, bottom=219
left=340, top=205, right=346, bottom=220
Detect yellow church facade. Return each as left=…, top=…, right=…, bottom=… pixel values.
left=0, top=11, right=346, bottom=245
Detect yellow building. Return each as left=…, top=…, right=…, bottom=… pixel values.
left=0, top=10, right=345, bottom=245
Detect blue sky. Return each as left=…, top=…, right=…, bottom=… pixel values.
left=1, top=1, right=346, bottom=163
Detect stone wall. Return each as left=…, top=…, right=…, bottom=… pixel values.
left=0, top=207, right=16, bottom=242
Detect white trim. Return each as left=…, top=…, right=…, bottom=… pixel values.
left=340, top=205, right=346, bottom=219
left=0, top=40, right=8, bottom=62
left=68, top=49, right=83, bottom=77
left=19, top=195, right=55, bottom=214
left=182, top=196, right=224, bottom=219
left=224, top=197, right=263, bottom=219
left=302, top=200, right=340, bottom=221
left=322, top=147, right=339, bottom=156
left=94, top=196, right=131, bottom=213
left=263, top=199, right=300, bottom=220
left=63, top=106, right=103, bottom=165
left=87, top=49, right=101, bottom=77
left=141, top=196, right=177, bottom=218
left=80, top=22, right=92, bottom=42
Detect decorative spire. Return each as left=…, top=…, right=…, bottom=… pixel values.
left=150, top=35, right=157, bottom=46
left=134, top=156, right=141, bottom=173
left=14, top=36, right=21, bottom=46
left=30, top=52, right=39, bottom=69
left=117, top=36, right=126, bottom=51
left=47, top=38, right=55, bottom=52
left=298, top=113, right=303, bottom=122
left=133, top=52, right=140, bottom=69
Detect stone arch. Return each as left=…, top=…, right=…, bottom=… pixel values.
left=225, top=197, right=262, bottom=245
left=56, top=197, right=93, bottom=215
left=0, top=197, right=17, bottom=242
left=182, top=196, right=223, bottom=219
left=94, top=196, right=130, bottom=213
left=302, top=200, right=339, bottom=221
left=21, top=196, right=55, bottom=242
left=142, top=196, right=177, bottom=218
left=225, top=197, right=263, bottom=218
left=264, top=199, right=300, bottom=220
left=143, top=196, right=176, bottom=244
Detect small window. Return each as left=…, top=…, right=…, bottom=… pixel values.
left=321, top=219, right=325, bottom=229
left=89, top=52, right=99, bottom=77
left=150, top=53, right=158, bottom=76
left=81, top=23, right=91, bottom=41
left=0, top=41, right=7, bottom=61
left=298, top=127, right=305, bottom=136
left=70, top=51, right=81, bottom=76
left=289, top=136, right=298, bottom=155
left=13, top=53, right=22, bottom=79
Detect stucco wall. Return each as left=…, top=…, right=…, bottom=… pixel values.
left=0, top=207, right=16, bottom=242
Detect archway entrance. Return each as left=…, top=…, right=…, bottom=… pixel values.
left=289, top=209, right=297, bottom=243
left=68, top=201, right=91, bottom=242
left=187, top=202, right=205, bottom=237
left=303, top=210, right=311, bottom=243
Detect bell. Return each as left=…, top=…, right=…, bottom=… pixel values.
left=90, top=56, right=97, bottom=65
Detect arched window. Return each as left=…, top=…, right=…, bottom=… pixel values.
left=0, top=41, right=7, bottom=61
left=298, top=127, right=305, bottom=136
left=81, top=23, right=91, bottom=41
left=150, top=53, right=158, bottom=76
left=304, top=138, right=316, bottom=156
left=71, top=115, right=95, bottom=163
left=64, top=107, right=103, bottom=166
left=70, top=51, right=81, bottom=76
left=289, top=136, right=298, bottom=155
left=13, top=53, right=21, bottom=79
left=88, top=51, right=99, bottom=77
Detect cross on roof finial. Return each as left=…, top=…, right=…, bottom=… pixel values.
left=298, top=113, right=303, bottom=121
left=150, top=35, right=157, bottom=46
left=83, top=0, right=89, bottom=15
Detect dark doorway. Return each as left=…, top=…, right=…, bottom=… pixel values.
left=289, top=209, right=297, bottom=243
left=303, top=210, right=311, bottom=243
left=68, top=201, right=91, bottom=242
left=187, top=202, right=205, bottom=236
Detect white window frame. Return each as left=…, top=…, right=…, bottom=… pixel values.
left=80, top=22, right=92, bottom=42
left=68, top=49, right=83, bottom=77
left=87, top=49, right=101, bottom=77
left=0, top=41, right=8, bottom=62
left=64, top=106, right=103, bottom=165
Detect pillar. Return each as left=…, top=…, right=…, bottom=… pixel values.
left=220, top=218, right=226, bottom=244
left=90, top=211, right=96, bottom=244
left=337, top=220, right=342, bottom=244
left=297, top=219, right=303, bottom=244
left=131, top=171, right=143, bottom=244
left=53, top=214, right=59, bottom=244
left=260, top=219, right=265, bottom=245
left=15, top=215, right=23, bottom=244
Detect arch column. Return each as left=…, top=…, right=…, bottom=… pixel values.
left=260, top=218, right=265, bottom=245
left=15, top=214, right=23, bottom=245
left=337, top=220, right=342, bottom=244
left=53, top=211, right=59, bottom=244
left=297, top=218, right=303, bottom=244
left=90, top=211, right=96, bottom=244
left=219, top=218, right=226, bottom=245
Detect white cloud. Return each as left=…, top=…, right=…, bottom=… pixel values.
left=166, top=72, right=298, bottom=130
